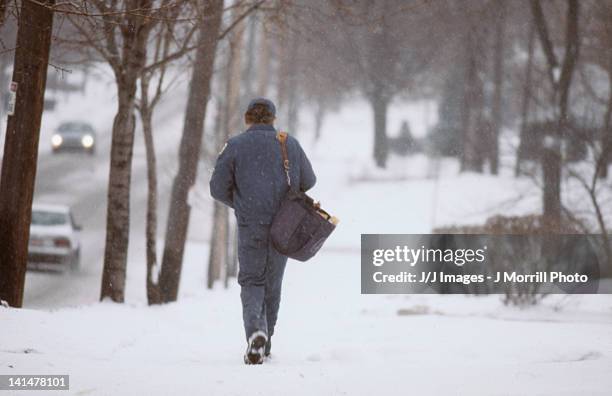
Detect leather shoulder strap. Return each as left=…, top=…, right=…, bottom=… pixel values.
left=276, top=131, right=291, bottom=186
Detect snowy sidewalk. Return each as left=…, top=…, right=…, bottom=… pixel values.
left=2, top=245, right=612, bottom=395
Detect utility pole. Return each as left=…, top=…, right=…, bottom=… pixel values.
left=0, top=0, right=55, bottom=307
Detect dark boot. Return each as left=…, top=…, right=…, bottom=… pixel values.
left=244, top=330, right=267, bottom=365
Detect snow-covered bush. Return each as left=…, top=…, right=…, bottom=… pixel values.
left=434, top=214, right=587, bottom=306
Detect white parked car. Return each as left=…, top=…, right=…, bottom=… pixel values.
left=28, top=204, right=82, bottom=272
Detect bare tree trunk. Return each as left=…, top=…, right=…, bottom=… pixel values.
left=101, top=94, right=137, bottom=302
left=207, top=73, right=230, bottom=290
left=598, top=53, right=612, bottom=179
left=490, top=3, right=506, bottom=175
left=0, top=0, right=54, bottom=307
left=138, top=18, right=176, bottom=305
left=533, top=0, right=579, bottom=229
left=286, top=30, right=300, bottom=134
left=207, top=201, right=228, bottom=288
left=0, top=1, right=10, bottom=121
left=139, top=76, right=161, bottom=305
left=367, top=1, right=392, bottom=169
left=314, top=102, right=325, bottom=142
left=0, top=0, right=7, bottom=27
left=100, top=0, right=156, bottom=303
left=541, top=143, right=562, bottom=229
left=515, top=22, right=535, bottom=177
left=276, top=26, right=288, bottom=127
left=208, top=4, right=246, bottom=289
left=242, top=13, right=258, bottom=102
left=256, top=24, right=270, bottom=96
left=530, top=0, right=579, bottom=229
left=276, top=24, right=299, bottom=132
left=80, top=64, right=89, bottom=94
left=460, top=30, right=484, bottom=173
left=371, top=89, right=389, bottom=168
left=159, top=0, right=224, bottom=302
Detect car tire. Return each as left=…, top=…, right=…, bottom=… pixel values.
left=70, top=249, right=81, bottom=273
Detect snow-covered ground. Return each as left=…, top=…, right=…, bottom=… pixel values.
left=1, top=76, right=612, bottom=395
left=3, top=245, right=612, bottom=395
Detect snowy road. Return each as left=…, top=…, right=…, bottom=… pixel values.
left=24, top=135, right=113, bottom=307
left=23, top=88, right=185, bottom=308
left=13, top=67, right=197, bottom=309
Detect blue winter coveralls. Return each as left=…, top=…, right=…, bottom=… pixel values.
left=209, top=123, right=316, bottom=340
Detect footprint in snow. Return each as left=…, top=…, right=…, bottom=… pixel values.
left=306, top=353, right=322, bottom=362
left=546, top=351, right=602, bottom=363
left=1, top=348, right=40, bottom=354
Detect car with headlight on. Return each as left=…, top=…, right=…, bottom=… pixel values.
left=51, top=121, right=96, bottom=154
left=28, top=204, right=82, bottom=272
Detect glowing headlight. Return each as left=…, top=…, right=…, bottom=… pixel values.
left=51, top=134, right=63, bottom=147
left=81, top=135, right=94, bottom=148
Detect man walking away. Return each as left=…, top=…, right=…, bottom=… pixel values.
left=209, top=98, right=316, bottom=364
